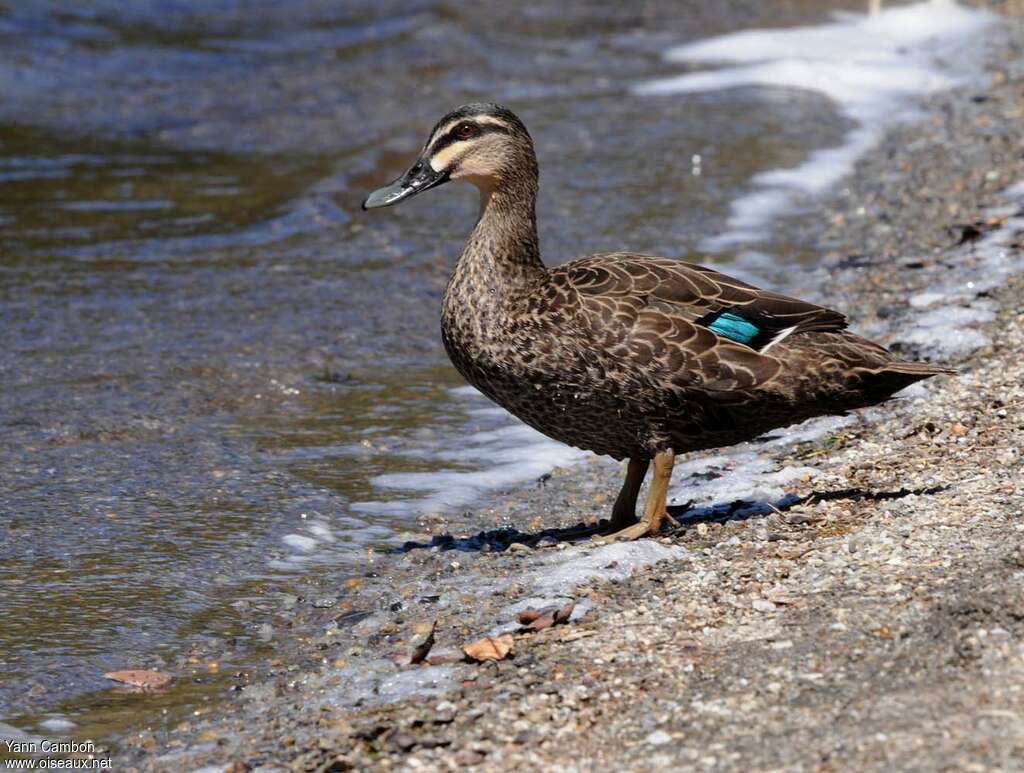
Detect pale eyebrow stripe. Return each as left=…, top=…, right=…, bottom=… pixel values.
left=427, top=115, right=514, bottom=152
left=475, top=116, right=513, bottom=130
left=428, top=120, right=461, bottom=147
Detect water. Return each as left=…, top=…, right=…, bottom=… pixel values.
left=0, top=0, right=992, bottom=752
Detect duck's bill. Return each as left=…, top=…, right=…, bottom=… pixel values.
left=362, top=158, right=449, bottom=210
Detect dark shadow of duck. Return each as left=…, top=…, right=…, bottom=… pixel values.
left=392, top=485, right=947, bottom=554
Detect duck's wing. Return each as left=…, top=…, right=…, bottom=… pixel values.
left=563, top=254, right=847, bottom=346
left=552, top=254, right=855, bottom=392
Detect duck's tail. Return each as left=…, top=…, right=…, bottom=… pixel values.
left=863, top=360, right=956, bottom=403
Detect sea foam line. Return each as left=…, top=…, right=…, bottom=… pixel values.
left=634, top=0, right=994, bottom=252
left=351, top=386, right=589, bottom=519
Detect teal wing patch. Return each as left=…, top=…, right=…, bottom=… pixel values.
left=706, top=311, right=760, bottom=345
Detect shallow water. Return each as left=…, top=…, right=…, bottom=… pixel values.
left=0, top=0, right=991, bottom=752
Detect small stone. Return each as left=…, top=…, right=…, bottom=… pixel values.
left=752, top=599, right=776, bottom=613
left=454, top=749, right=486, bottom=766
left=391, top=732, right=418, bottom=751
left=645, top=730, right=672, bottom=746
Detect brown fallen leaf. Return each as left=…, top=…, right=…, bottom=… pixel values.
left=554, top=602, right=575, bottom=624
left=525, top=612, right=556, bottom=631
left=522, top=602, right=575, bottom=631
left=104, top=670, right=172, bottom=689
left=517, top=609, right=542, bottom=625
left=409, top=620, right=437, bottom=665
left=462, top=634, right=513, bottom=662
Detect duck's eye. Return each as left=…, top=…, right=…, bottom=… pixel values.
left=454, top=123, right=477, bottom=139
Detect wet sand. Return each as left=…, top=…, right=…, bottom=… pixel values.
left=97, top=3, right=1024, bottom=771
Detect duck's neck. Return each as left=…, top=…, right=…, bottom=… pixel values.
left=454, top=171, right=547, bottom=293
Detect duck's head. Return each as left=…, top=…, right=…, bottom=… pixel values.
left=362, top=103, right=536, bottom=210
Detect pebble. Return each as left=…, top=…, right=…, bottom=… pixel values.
left=644, top=730, right=672, bottom=746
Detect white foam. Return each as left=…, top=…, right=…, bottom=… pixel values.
left=307, top=521, right=336, bottom=542
left=1004, top=180, right=1024, bottom=200
left=527, top=541, right=687, bottom=597
left=759, top=414, right=857, bottom=449
left=634, top=1, right=994, bottom=251
left=908, top=291, right=951, bottom=309
left=281, top=533, right=317, bottom=552
left=914, top=304, right=996, bottom=329
left=352, top=388, right=587, bottom=518
left=669, top=451, right=819, bottom=508
left=895, top=324, right=991, bottom=359
left=503, top=596, right=595, bottom=623
left=374, top=664, right=463, bottom=703
left=321, top=663, right=464, bottom=710
left=890, top=188, right=1024, bottom=359
left=471, top=541, right=684, bottom=633
left=37, top=717, right=76, bottom=733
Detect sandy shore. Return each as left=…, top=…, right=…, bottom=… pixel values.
left=121, top=6, right=1024, bottom=771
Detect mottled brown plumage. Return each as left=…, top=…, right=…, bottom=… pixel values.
left=363, top=103, right=952, bottom=540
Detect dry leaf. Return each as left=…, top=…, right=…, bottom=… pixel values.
left=104, top=670, right=172, bottom=689
left=517, top=609, right=542, bottom=625
left=462, top=634, right=513, bottom=662
left=554, top=602, right=575, bottom=624
left=525, top=612, right=555, bottom=631
left=409, top=620, right=437, bottom=665
left=521, top=602, right=574, bottom=631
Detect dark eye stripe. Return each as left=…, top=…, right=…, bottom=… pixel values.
left=429, top=123, right=511, bottom=155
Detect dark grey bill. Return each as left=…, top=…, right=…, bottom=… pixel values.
left=362, top=158, right=450, bottom=210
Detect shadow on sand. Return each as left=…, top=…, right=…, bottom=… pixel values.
left=392, top=485, right=947, bottom=554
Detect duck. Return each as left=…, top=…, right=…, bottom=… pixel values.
left=362, top=103, right=952, bottom=541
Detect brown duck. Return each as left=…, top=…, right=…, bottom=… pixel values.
left=363, top=103, right=952, bottom=541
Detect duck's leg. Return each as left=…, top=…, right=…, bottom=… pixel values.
left=598, top=449, right=675, bottom=542
left=609, top=457, right=650, bottom=528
